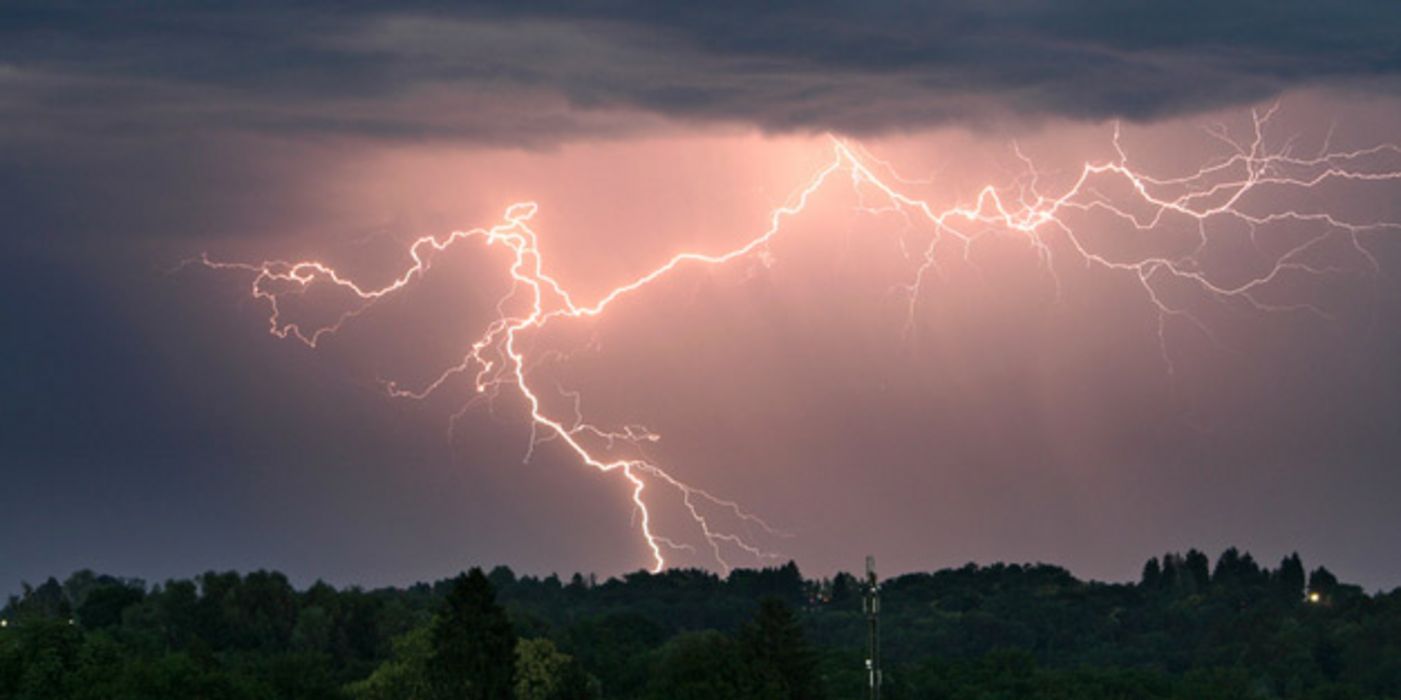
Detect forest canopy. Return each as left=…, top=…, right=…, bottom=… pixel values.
left=3, top=548, right=1399, bottom=699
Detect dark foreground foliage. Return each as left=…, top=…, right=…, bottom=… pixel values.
left=3, top=548, right=1400, bottom=699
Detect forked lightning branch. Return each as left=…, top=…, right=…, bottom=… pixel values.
left=201, top=108, right=1401, bottom=573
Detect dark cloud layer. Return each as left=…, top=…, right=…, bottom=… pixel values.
left=3, top=1, right=1401, bottom=142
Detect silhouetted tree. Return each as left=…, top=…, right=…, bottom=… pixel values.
left=1184, top=549, right=1211, bottom=592
left=740, top=598, right=824, bottom=700
left=830, top=572, right=858, bottom=605
left=728, top=562, right=804, bottom=603
left=1308, top=567, right=1339, bottom=597
left=566, top=574, right=589, bottom=600
left=428, top=569, right=516, bottom=700
left=75, top=581, right=144, bottom=629
left=488, top=566, right=518, bottom=592
left=1141, top=557, right=1163, bottom=589
left=1212, top=547, right=1263, bottom=589
left=8, top=579, right=70, bottom=622
left=1276, top=553, right=1306, bottom=600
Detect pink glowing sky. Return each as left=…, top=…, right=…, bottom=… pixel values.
left=134, top=92, right=1399, bottom=587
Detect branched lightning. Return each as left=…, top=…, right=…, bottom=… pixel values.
left=198, top=106, right=1401, bottom=572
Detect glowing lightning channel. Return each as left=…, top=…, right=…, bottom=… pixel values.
left=199, top=106, right=1401, bottom=572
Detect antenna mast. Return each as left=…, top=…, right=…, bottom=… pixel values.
left=863, top=555, right=881, bottom=700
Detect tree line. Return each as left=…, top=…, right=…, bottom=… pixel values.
left=3, top=548, right=1399, bottom=698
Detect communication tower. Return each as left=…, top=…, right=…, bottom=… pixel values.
left=863, top=555, right=881, bottom=700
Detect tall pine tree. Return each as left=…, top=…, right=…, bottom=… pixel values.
left=739, top=598, right=825, bottom=700
left=429, top=568, right=517, bottom=700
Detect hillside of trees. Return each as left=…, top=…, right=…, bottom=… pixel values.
left=4, top=548, right=1400, bottom=699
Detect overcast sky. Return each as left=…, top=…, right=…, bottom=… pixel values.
left=4, top=2, right=1401, bottom=594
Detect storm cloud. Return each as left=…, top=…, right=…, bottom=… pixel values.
left=3, top=1, right=1401, bottom=143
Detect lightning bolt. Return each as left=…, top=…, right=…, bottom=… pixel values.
left=196, top=105, right=1401, bottom=572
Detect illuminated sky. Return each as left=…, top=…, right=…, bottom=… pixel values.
left=4, top=2, right=1401, bottom=593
